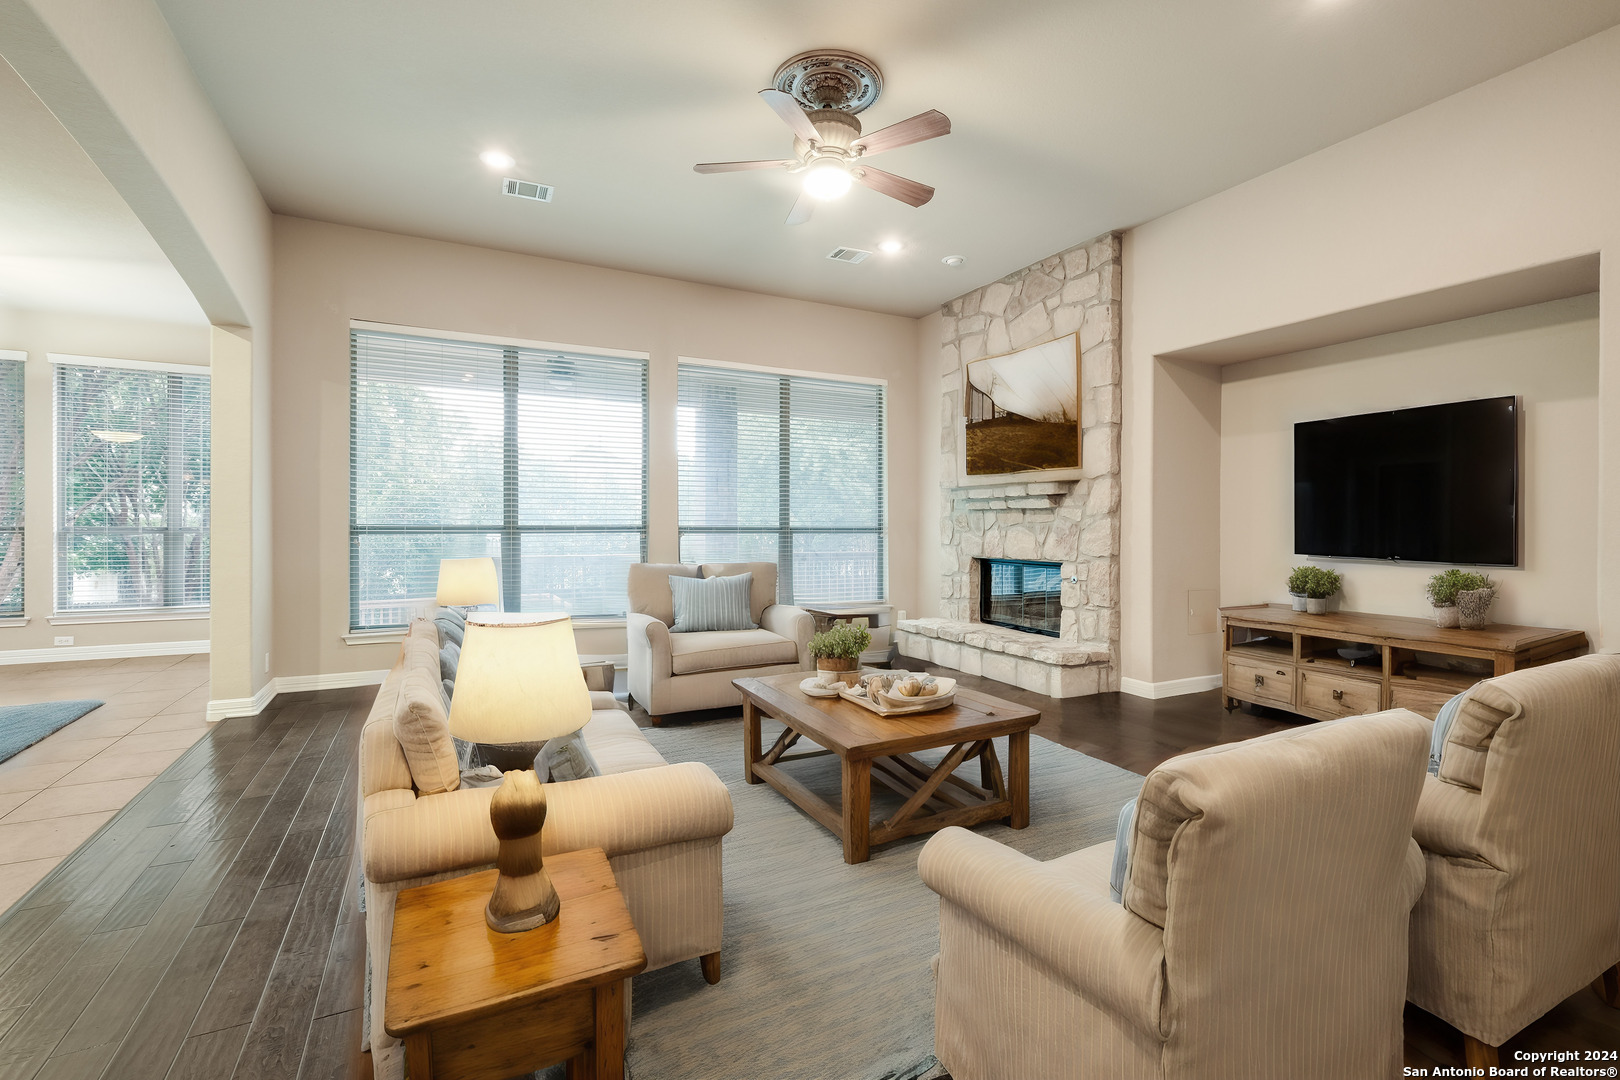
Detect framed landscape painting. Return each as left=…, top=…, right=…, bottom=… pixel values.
left=960, top=333, right=1081, bottom=482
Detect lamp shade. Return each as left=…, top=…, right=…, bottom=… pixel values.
left=448, top=615, right=590, bottom=745
left=436, top=557, right=499, bottom=607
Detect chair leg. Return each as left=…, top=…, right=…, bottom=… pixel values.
left=700, top=951, right=721, bottom=985
left=1463, top=1035, right=1499, bottom=1069
left=1596, top=961, right=1620, bottom=1007
left=648, top=714, right=664, bottom=727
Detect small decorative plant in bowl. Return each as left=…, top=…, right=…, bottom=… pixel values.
left=1426, top=569, right=1493, bottom=629
left=808, top=624, right=872, bottom=685
left=1301, top=567, right=1342, bottom=615
left=1287, top=566, right=1315, bottom=611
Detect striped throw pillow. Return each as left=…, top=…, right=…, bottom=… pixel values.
left=670, top=572, right=756, bottom=632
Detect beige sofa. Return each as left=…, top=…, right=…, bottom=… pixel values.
left=1409, top=653, right=1620, bottom=1065
left=919, top=709, right=1430, bottom=1080
left=360, top=619, right=734, bottom=1080
left=626, top=562, right=813, bottom=721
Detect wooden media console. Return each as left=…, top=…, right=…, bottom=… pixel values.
left=1219, top=604, right=1588, bottom=722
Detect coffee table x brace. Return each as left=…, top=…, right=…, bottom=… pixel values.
left=734, top=672, right=1041, bottom=863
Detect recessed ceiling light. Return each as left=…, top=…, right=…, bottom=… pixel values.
left=480, top=150, right=515, bottom=171
left=878, top=240, right=904, bottom=255
left=942, top=255, right=965, bottom=267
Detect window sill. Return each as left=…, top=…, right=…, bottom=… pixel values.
left=0, top=616, right=30, bottom=628
left=344, top=630, right=406, bottom=646
left=49, top=609, right=209, bottom=626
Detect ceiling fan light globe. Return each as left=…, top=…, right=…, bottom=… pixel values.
left=802, top=163, right=852, bottom=200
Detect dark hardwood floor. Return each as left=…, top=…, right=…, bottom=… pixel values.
left=0, top=686, right=372, bottom=1080
left=1, top=669, right=1612, bottom=1080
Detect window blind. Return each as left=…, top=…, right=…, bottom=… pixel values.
left=0, top=354, right=23, bottom=615
left=350, top=329, right=647, bottom=629
left=677, top=363, right=885, bottom=604
left=54, top=359, right=211, bottom=613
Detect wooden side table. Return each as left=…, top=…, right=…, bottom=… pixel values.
left=385, top=848, right=646, bottom=1080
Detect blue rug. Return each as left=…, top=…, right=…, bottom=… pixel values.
left=0, top=700, right=104, bottom=764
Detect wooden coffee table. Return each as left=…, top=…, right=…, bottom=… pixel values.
left=734, top=672, right=1041, bottom=864
left=385, top=847, right=646, bottom=1080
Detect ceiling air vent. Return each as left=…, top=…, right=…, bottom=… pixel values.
left=826, top=246, right=872, bottom=264
left=502, top=177, right=554, bottom=202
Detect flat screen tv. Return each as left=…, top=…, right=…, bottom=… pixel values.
left=1294, top=396, right=1518, bottom=566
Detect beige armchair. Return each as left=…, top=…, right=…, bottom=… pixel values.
left=626, top=562, right=813, bottom=722
left=919, top=709, right=1430, bottom=1080
left=1409, top=653, right=1620, bottom=1067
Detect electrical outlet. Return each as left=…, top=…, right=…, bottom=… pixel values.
left=54, top=635, right=73, bottom=646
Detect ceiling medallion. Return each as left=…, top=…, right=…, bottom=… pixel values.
left=772, top=49, right=883, bottom=114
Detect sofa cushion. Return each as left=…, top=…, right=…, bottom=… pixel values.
left=628, top=563, right=702, bottom=627
left=434, top=617, right=463, bottom=648
left=439, top=640, right=460, bottom=684
left=1437, top=681, right=1519, bottom=791
left=393, top=632, right=461, bottom=795
left=580, top=708, right=668, bottom=774
left=699, top=562, right=777, bottom=624
left=668, top=628, right=800, bottom=676
left=670, top=572, right=755, bottom=632
left=435, top=606, right=467, bottom=630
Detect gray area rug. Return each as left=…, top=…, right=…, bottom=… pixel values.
left=0, top=699, right=103, bottom=763
left=608, top=716, right=1145, bottom=1080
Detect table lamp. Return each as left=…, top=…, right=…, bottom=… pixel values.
left=436, top=556, right=500, bottom=610
left=449, top=614, right=591, bottom=933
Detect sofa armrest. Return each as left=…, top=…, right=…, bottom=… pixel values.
left=542, top=760, right=733, bottom=856
left=760, top=604, right=815, bottom=666
left=627, top=613, right=672, bottom=707
left=1413, top=773, right=1491, bottom=863
left=589, top=690, right=627, bottom=713
left=363, top=761, right=733, bottom=885
left=919, top=827, right=1164, bottom=1037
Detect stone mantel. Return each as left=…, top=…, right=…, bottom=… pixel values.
left=908, top=231, right=1123, bottom=698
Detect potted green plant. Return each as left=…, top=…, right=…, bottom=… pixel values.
left=1286, top=566, right=1314, bottom=611
left=1301, top=567, right=1342, bottom=615
left=1426, top=569, right=1492, bottom=629
left=807, top=623, right=872, bottom=685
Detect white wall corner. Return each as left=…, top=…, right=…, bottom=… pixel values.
left=1119, top=673, right=1223, bottom=699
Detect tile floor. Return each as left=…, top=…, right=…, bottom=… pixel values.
left=0, top=653, right=211, bottom=910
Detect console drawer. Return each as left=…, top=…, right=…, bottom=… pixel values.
left=1298, top=669, right=1382, bottom=719
left=1390, top=683, right=1461, bottom=721
left=1225, top=655, right=1295, bottom=708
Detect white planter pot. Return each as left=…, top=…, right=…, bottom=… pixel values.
left=1290, top=594, right=1307, bottom=612
left=1305, top=597, right=1328, bottom=615
left=1433, top=605, right=1460, bottom=629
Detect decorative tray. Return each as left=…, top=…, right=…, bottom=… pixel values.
left=838, top=674, right=957, bottom=716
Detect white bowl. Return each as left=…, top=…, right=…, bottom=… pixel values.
left=875, top=676, right=956, bottom=708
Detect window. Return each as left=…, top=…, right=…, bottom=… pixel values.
left=54, top=358, right=211, bottom=613
left=0, top=352, right=23, bottom=615
left=677, top=363, right=885, bottom=604
left=350, top=328, right=647, bottom=630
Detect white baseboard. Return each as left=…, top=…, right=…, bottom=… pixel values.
left=206, top=668, right=390, bottom=722
left=1120, top=673, right=1223, bottom=700
left=0, top=638, right=209, bottom=666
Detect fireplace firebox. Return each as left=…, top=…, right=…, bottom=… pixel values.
left=979, top=559, right=1063, bottom=638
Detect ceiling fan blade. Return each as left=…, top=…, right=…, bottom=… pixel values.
left=785, top=191, right=814, bottom=226
left=693, top=159, right=796, bottom=174
left=852, top=166, right=935, bottom=208
left=852, top=110, right=951, bottom=156
left=759, top=88, right=821, bottom=145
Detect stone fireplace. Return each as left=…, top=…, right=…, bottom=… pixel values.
left=897, top=232, right=1122, bottom=698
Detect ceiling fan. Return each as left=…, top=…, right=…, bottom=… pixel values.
left=694, top=49, right=951, bottom=226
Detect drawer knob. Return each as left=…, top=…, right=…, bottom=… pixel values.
left=1254, top=674, right=1264, bottom=688
left=1331, top=689, right=1344, bottom=701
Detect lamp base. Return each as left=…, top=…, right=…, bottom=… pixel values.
left=485, top=769, right=561, bottom=934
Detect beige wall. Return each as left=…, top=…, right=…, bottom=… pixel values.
left=271, top=216, right=920, bottom=680
left=0, top=307, right=211, bottom=655
left=1221, top=294, right=1599, bottom=639
left=914, top=310, right=945, bottom=619
left=1123, top=24, right=1620, bottom=686
left=1, top=0, right=275, bottom=704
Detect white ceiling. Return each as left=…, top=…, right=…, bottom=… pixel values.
left=0, top=58, right=205, bottom=325
left=151, top=0, right=1620, bottom=318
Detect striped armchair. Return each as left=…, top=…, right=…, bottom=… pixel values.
left=920, top=709, right=1430, bottom=1080
left=359, top=620, right=734, bottom=1080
